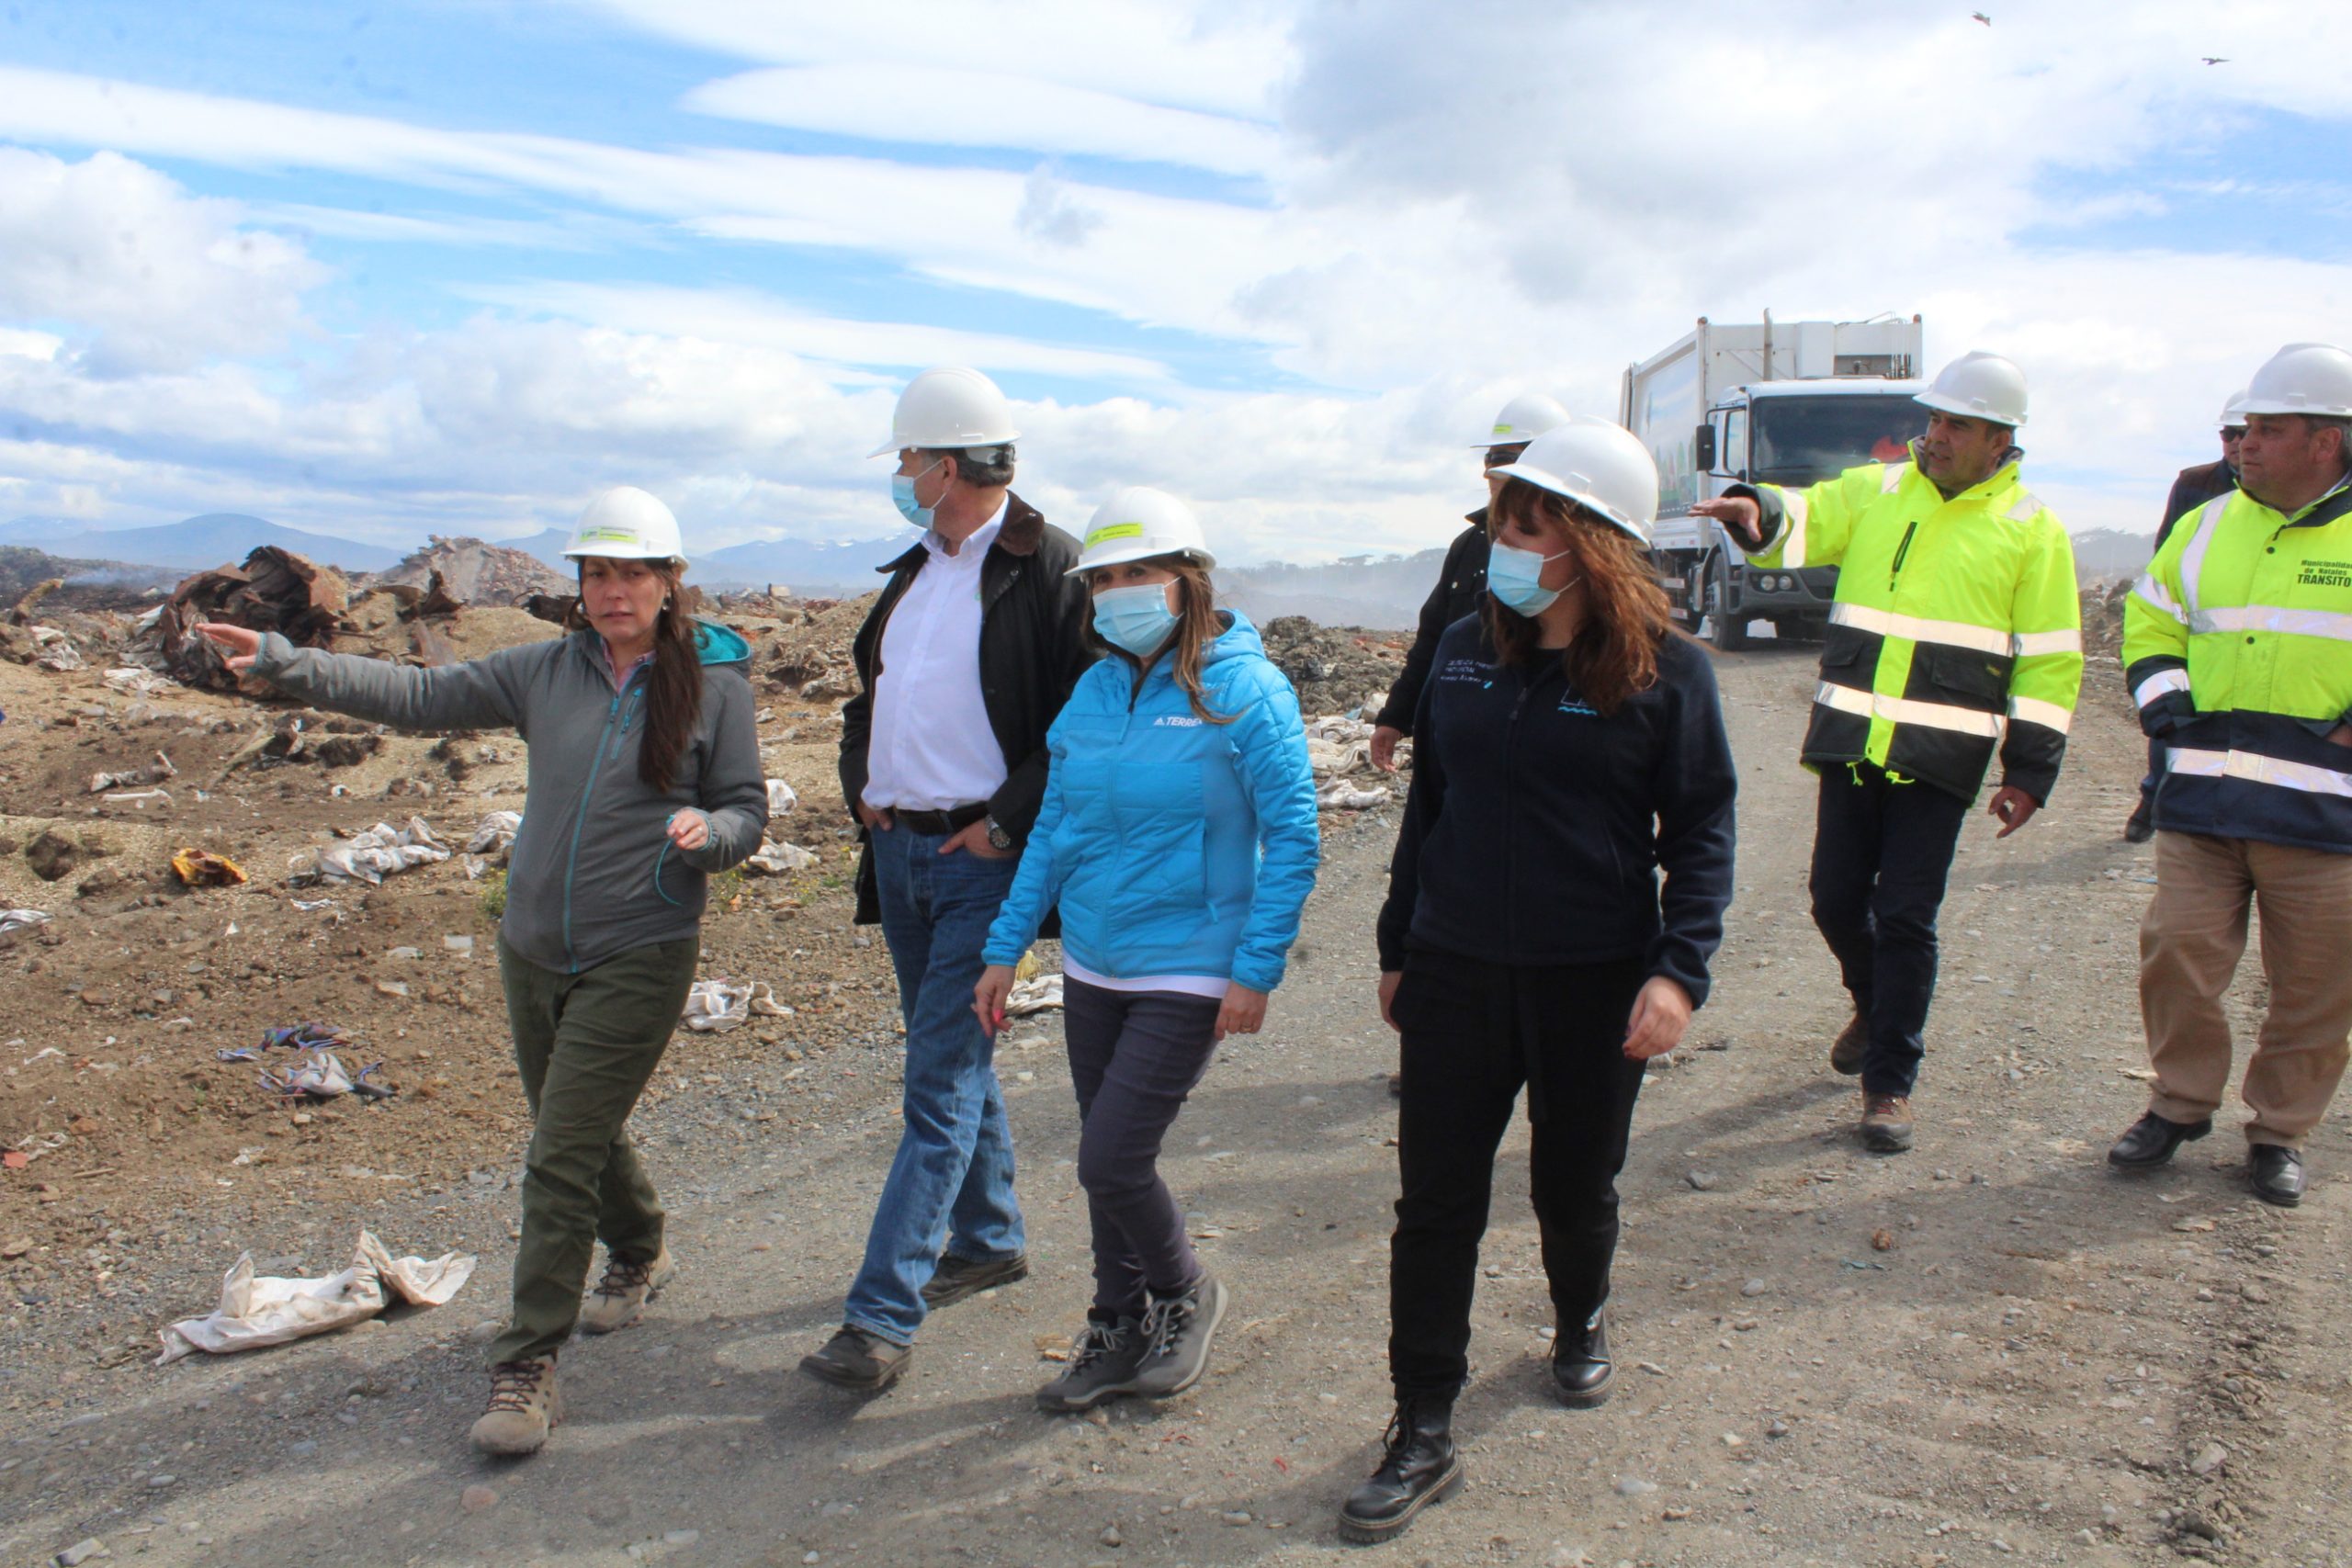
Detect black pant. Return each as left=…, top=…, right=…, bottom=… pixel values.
left=1063, top=979, right=1223, bottom=1319
left=1807, top=764, right=1971, bottom=1098
left=2134, top=736, right=2167, bottom=823
left=1386, top=951, right=1648, bottom=1400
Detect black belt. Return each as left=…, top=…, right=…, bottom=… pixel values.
left=893, top=802, right=988, bottom=835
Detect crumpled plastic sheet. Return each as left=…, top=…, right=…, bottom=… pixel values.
left=1006, top=974, right=1064, bottom=1016
left=765, top=778, right=797, bottom=815
left=155, top=1229, right=477, bottom=1365
left=104, top=666, right=174, bottom=696
left=0, top=909, right=51, bottom=936
left=289, top=816, right=449, bottom=886
left=259, top=1047, right=392, bottom=1100
left=462, top=809, right=522, bottom=880
left=744, top=840, right=819, bottom=874
left=681, top=978, right=789, bottom=1032
left=1317, top=779, right=1394, bottom=811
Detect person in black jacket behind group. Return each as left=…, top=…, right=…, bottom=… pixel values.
left=1338, top=420, right=1737, bottom=1545
left=1367, top=391, right=1572, bottom=773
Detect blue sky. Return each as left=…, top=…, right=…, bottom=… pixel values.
left=1, top=0, right=2347, bottom=561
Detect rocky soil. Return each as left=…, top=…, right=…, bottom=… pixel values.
left=0, top=612, right=2345, bottom=1568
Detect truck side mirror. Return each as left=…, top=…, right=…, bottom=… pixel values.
left=1693, top=423, right=1717, bottom=473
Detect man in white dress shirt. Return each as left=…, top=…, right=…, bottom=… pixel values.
left=803, top=367, right=1094, bottom=1391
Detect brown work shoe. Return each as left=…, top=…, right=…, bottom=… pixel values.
left=581, top=1246, right=673, bottom=1335
left=469, top=1355, right=561, bottom=1455
left=1860, top=1093, right=1915, bottom=1153
left=1829, top=1014, right=1868, bottom=1077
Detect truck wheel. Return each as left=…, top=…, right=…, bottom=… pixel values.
left=1706, top=555, right=1748, bottom=653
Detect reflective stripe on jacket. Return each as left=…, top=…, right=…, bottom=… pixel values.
left=1730, top=450, right=2083, bottom=804
left=2123, top=480, right=2352, bottom=852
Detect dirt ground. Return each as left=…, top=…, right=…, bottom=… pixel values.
left=2, top=624, right=2348, bottom=1568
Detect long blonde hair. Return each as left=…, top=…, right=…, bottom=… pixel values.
left=1089, top=555, right=1233, bottom=725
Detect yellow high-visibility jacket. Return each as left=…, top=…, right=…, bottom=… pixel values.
left=2123, top=479, right=2352, bottom=852
left=1729, top=450, right=2083, bottom=803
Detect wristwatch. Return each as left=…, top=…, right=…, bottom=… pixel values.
left=985, top=817, right=1015, bottom=852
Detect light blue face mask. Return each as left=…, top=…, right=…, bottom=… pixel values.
left=891, top=457, right=946, bottom=530
left=1092, top=581, right=1181, bottom=657
left=1487, top=539, right=1577, bottom=617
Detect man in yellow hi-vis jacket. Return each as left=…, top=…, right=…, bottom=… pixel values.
left=2110, top=342, right=2352, bottom=1208
left=1693, top=352, right=2082, bottom=1154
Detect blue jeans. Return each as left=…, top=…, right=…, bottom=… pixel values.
left=843, top=822, right=1026, bottom=1345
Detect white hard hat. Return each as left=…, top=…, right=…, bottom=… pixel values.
left=868, top=366, right=1021, bottom=458
left=2218, top=388, right=2250, bottom=431
left=1067, top=486, right=1216, bottom=576
left=1476, top=391, right=1573, bottom=448
left=1490, top=420, right=1660, bottom=544
left=2240, top=343, right=2352, bottom=420
left=563, top=486, right=685, bottom=568
left=1915, top=350, right=2029, bottom=428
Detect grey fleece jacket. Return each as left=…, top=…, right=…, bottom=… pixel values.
left=253, top=621, right=767, bottom=976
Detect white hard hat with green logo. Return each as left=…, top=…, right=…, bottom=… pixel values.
left=1476, top=391, right=1572, bottom=448
left=1067, top=486, right=1216, bottom=576
left=563, top=486, right=686, bottom=569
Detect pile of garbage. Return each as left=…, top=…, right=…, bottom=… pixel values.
left=752, top=594, right=877, bottom=703
left=1302, top=713, right=1403, bottom=811
left=1259, top=615, right=1408, bottom=716
left=148, top=546, right=351, bottom=693
left=369, top=536, right=573, bottom=604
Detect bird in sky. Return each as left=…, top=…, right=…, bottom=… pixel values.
left=1972, top=11, right=1992, bottom=24
left=2200, top=56, right=2230, bottom=64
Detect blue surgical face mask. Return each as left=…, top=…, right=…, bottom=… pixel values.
left=1092, top=581, right=1181, bottom=657
left=891, top=457, right=946, bottom=529
left=1487, top=539, right=1577, bottom=617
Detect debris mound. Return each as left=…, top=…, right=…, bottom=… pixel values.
left=1258, top=615, right=1408, bottom=716
left=152, top=547, right=350, bottom=692
left=371, top=536, right=573, bottom=604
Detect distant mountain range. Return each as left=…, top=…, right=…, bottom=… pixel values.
left=0, top=512, right=2163, bottom=623
left=0, top=513, right=403, bottom=573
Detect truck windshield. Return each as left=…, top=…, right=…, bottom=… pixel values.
left=1750, top=395, right=1923, bottom=486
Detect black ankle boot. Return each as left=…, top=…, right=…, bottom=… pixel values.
left=1552, top=1307, right=1613, bottom=1406
left=1336, top=1395, right=1464, bottom=1543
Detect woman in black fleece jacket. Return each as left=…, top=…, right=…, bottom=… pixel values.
left=1340, top=421, right=1737, bottom=1544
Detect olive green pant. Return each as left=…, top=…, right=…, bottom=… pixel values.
left=488, top=935, right=699, bottom=1366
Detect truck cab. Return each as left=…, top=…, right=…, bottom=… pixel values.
left=1628, top=315, right=1925, bottom=650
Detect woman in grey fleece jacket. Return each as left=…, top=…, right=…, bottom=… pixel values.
left=198, top=494, right=765, bottom=1456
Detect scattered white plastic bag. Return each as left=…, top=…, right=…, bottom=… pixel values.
left=289, top=817, right=449, bottom=886
left=155, top=1230, right=477, bottom=1365
left=744, top=840, right=819, bottom=874
left=1317, top=779, right=1392, bottom=811
left=765, top=778, right=798, bottom=815
left=0, top=909, right=50, bottom=936
left=1006, top=973, right=1064, bottom=1016
left=462, top=810, right=522, bottom=879
left=258, top=1048, right=392, bottom=1100
left=680, top=978, right=789, bottom=1032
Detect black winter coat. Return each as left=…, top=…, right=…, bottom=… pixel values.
left=838, top=494, right=1095, bottom=923
left=1374, top=514, right=1490, bottom=734
left=1375, top=618, right=1736, bottom=1005
left=2156, top=459, right=2237, bottom=551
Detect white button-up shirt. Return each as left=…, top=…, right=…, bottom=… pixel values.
left=862, top=505, right=1009, bottom=813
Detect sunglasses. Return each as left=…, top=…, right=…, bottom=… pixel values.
left=1484, top=446, right=1529, bottom=469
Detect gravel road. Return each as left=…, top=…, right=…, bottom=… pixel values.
left=4, top=641, right=2348, bottom=1568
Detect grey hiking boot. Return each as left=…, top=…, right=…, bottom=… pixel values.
left=1035, top=1315, right=1148, bottom=1413
left=1131, top=1273, right=1228, bottom=1398
left=469, top=1355, right=561, bottom=1456
left=580, top=1246, right=673, bottom=1335
left=921, top=1249, right=1030, bottom=1309
left=799, top=1325, right=912, bottom=1393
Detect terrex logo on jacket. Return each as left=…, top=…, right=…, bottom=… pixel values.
left=1734, top=456, right=2084, bottom=804
left=2125, top=482, right=2352, bottom=852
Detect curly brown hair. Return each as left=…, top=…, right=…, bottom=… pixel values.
left=1483, top=479, right=1680, bottom=714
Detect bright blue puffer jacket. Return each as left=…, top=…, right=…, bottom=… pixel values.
left=983, top=610, right=1320, bottom=993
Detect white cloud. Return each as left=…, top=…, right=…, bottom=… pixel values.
left=0, top=148, right=324, bottom=374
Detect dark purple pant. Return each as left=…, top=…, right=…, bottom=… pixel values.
left=1063, top=978, right=1223, bottom=1320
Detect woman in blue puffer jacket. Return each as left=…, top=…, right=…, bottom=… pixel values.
left=974, top=486, right=1319, bottom=1415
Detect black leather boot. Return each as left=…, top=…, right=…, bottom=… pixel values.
left=1552, top=1308, right=1613, bottom=1407
left=2249, top=1145, right=2306, bottom=1208
left=1336, top=1395, right=1464, bottom=1543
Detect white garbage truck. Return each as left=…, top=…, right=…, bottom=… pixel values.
left=1625, top=313, right=1927, bottom=650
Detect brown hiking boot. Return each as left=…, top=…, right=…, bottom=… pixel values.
left=1829, top=1014, right=1868, bottom=1077
left=469, top=1355, right=561, bottom=1455
left=1860, top=1093, right=1915, bottom=1153
left=581, top=1246, right=673, bottom=1335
